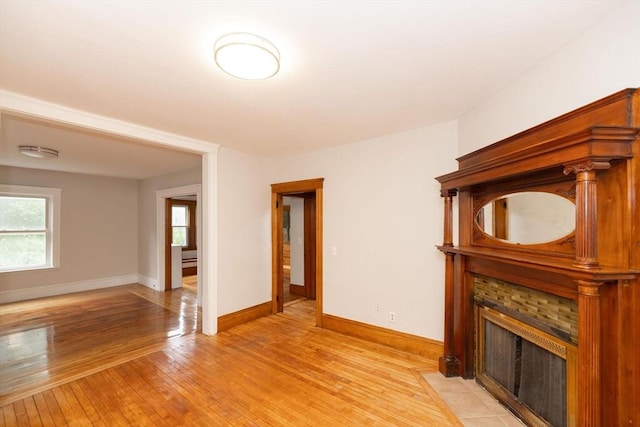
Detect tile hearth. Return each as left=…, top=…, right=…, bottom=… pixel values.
left=423, top=373, right=524, bottom=427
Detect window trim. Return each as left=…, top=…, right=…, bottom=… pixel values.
left=0, top=184, right=61, bottom=273
left=171, top=204, right=189, bottom=248
left=171, top=199, right=197, bottom=251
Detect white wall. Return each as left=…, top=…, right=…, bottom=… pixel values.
left=458, top=1, right=640, bottom=156
left=0, top=166, right=138, bottom=301
left=137, top=166, right=202, bottom=287
left=273, top=121, right=458, bottom=340
left=261, top=4, right=637, bottom=340
left=217, top=147, right=273, bottom=316
left=283, top=196, right=304, bottom=285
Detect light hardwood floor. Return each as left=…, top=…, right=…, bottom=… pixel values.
left=1, top=284, right=460, bottom=426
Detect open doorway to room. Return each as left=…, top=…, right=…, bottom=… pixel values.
left=282, top=196, right=317, bottom=305
left=156, top=184, right=202, bottom=307
left=271, top=178, right=323, bottom=326
left=165, top=196, right=198, bottom=292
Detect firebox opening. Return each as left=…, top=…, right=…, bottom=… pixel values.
left=477, top=306, right=577, bottom=427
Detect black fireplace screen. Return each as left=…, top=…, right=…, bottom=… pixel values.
left=484, top=320, right=566, bottom=427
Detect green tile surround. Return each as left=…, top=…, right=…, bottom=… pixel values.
left=474, top=275, right=578, bottom=344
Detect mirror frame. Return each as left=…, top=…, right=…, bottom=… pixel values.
left=471, top=179, right=576, bottom=257
left=475, top=191, right=576, bottom=245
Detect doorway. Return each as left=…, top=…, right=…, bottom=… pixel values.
left=165, top=196, right=198, bottom=292
left=282, top=195, right=316, bottom=304
left=271, top=178, right=324, bottom=326
left=156, top=184, right=202, bottom=306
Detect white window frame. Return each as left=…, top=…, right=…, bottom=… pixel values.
left=0, top=184, right=61, bottom=273
left=171, top=204, right=189, bottom=248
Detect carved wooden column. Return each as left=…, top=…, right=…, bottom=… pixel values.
left=439, top=190, right=461, bottom=376
left=577, top=280, right=604, bottom=426
left=442, top=190, right=455, bottom=248
left=564, top=161, right=609, bottom=268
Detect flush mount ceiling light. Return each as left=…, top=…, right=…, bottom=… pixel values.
left=214, top=32, right=280, bottom=80
left=18, top=145, right=59, bottom=159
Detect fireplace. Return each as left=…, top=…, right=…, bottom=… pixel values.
left=476, top=305, right=577, bottom=426
left=474, top=275, right=578, bottom=426
left=435, top=89, right=640, bottom=426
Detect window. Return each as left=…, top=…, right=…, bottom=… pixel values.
left=0, top=185, right=61, bottom=272
left=170, top=199, right=197, bottom=250
left=172, top=205, right=189, bottom=247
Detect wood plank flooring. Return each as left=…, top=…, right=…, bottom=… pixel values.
left=0, top=285, right=198, bottom=405
left=0, top=285, right=460, bottom=426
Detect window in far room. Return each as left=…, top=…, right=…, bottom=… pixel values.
left=170, top=199, right=197, bottom=251
left=172, top=204, right=189, bottom=247
left=0, top=185, right=61, bottom=272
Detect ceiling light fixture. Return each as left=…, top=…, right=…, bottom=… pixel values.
left=214, top=32, right=280, bottom=80
left=18, top=145, right=59, bottom=159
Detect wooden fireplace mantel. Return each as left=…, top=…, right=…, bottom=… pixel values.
left=437, top=126, right=637, bottom=191
left=435, top=89, right=640, bottom=426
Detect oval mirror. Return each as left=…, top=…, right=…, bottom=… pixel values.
left=476, top=192, right=575, bottom=245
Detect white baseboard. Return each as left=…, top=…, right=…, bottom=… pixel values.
left=0, top=274, right=139, bottom=304
left=137, top=274, right=159, bottom=291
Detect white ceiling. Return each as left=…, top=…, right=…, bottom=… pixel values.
left=0, top=0, right=630, bottom=178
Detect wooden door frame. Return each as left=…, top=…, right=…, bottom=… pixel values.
left=492, top=198, right=508, bottom=240
left=164, top=198, right=172, bottom=291
left=156, top=184, right=202, bottom=297
left=302, top=195, right=316, bottom=300
left=164, top=198, right=198, bottom=291
left=271, top=178, right=324, bottom=327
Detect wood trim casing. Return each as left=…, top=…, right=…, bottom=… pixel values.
left=437, top=127, right=637, bottom=191
left=164, top=198, right=172, bottom=291
left=303, top=196, right=317, bottom=299
left=170, top=199, right=197, bottom=251
left=217, top=301, right=273, bottom=332
left=315, top=186, right=323, bottom=327
left=271, top=178, right=324, bottom=194
left=271, top=191, right=284, bottom=313
left=454, top=88, right=638, bottom=170
left=577, top=280, right=603, bottom=425
left=271, top=178, right=324, bottom=327
left=322, top=314, right=444, bottom=360
left=289, top=284, right=306, bottom=296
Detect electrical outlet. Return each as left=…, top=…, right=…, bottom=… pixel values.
left=376, top=304, right=381, bottom=312
left=389, top=312, right=396, bottom=322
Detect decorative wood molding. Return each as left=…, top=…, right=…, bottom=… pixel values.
left=577, top=280, right=604, bottom=426
left=440, top=252, right=459, bottom=376
left=437, top=127, right=637, bottom=191
left=322, top=314, right=444, bottom=360
left=271, top=178, right=324, bottom=194
left=562, top=161, right=611, bottom=175
left=572, top=169, right=599, bottom=268
left=435, top=88, right=640, bottom=426
left=289, top=284, right=306, bottom=296
left=441, top=191, right=455, bottom=247
left=558, top=183, right=577, bottom=201
left=217, top=301, right=272, bottom=332
left=438, top=355, right=462, bottom=378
